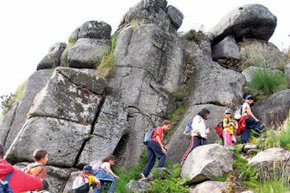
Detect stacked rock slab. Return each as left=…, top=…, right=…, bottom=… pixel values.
left=37, top=42, right=67, bottom=70
left=167, top=35, right=245, bottom=163
left=0, top=103, right=18, bottom=146
left=3, top=69, right=53, bottom=150
left=209, top=4, right=277, bottom=45
left=61, top=21, right=112, bottom=68
left=108, top=0, right=184, bottom=164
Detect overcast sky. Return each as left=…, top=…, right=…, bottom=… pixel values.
left=0, top=0, right=289, bottom=97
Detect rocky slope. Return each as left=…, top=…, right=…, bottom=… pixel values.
left=0, top=0, right=289, bottom=192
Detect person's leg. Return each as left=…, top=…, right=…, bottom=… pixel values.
left=181, top=136, right=194, bottom=162
left=143, top=141, right=156, bottom=177
left=107, top=178, right=117, bottom=193
left=241, top=127, right=251, bottom=143
left=223, top=130, right=231, bottom=146
left=151, top=141, right=166, bottom=168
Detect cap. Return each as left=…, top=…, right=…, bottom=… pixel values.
left=245, top=94, right=254, bottom=100
left=83, top=165, right=92, bottom=171
left=224, top=109, right=233, bottom=114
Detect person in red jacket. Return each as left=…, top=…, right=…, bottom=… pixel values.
left=0, top=144, right=44, bottom=193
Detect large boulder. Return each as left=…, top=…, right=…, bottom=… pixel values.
left=209, top=4, right=277, bottom=45
left=188, top=181, right=226, bottom=193
left=252, top=89, right=290, bottom=128
left=249, top=148, right=290, bottom=181
left=62, top=21, right=112, bottom=69
left=212, top=36, right=240, bottom=60
left=239, top=39, right=287, bottom=68
left=180, top=144, right=234, bottom=184
left=5, top=117, right=91, bottom=167
left=118, top=0, right=181, bottom=32
left=37, top=42, right=66, bottom=70
left=167, top=104, right=227, bottom=163
left=77, top=96, right=130, bottom=166
left=4, top=69, right=53, bottom=150
left=29, top=68, right=106, bottom=124
left=127, top=180, right=150, bottom=193
left=108, top=24, right=184, bottom=164
left=0, top=103, right=18, bottom=147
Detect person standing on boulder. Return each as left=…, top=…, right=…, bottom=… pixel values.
left=241, top=94, right=262, bottom=143
left=180, top=108, right=212, bottom=163
left=139, top=120, right=171, bottom=180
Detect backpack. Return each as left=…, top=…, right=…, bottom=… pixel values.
left=234, top=106, right=243, bottom=120
left=142, top=128, right=155, bottom=145
left=215, top=121, right=224, bottom=139
left=183, top=120, right=193, bottom=140
left=0, top=171, right=14, bottom=193
left=72, top=174, right=90, bottom=193
left=236, top=115, right=248, bottom=136
left=90, top=160, right=102, bottom=176
left=26, top=164, right=45, bottom=178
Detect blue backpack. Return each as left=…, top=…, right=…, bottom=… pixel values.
left=142, top=128, right=155, bottom=145
left=183, top=120, right=193, bottom=139
left=0, top=171, right=14, bottom=193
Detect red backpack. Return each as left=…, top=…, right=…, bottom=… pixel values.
left=215, top=121, right=224, bottom=138
left=236, top=115, right=248, bottom=136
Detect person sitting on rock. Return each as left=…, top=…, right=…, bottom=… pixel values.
left=72, top=165, right=101, bottom=193
left=180, top=108, right=212, bottom=163
left=241, top=94, right=262, bottom=144
left=139, top=120, right=172, bottom=180
left=0, top=144, right=46, bottom=193
left=94, top=155, right=119, bottom=193
left=26, top=149, right=48, bottom=180
left=222, top=109, right=237, bottom=147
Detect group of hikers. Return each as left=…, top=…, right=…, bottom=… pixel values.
left=0, top=94, right=262, bottom=193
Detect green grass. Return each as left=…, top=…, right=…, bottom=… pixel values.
left=255, top=178, right=290, bottom=193
left=249, top=68, right=287, bottom=96
left=279, top=118, right=290, bottom=149
left=95, top=34, right=117, bottom=78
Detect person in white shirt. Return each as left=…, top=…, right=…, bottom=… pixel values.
left=241, top=94, right=262, bottom=143
left=180, top=108, right=212, bottom=163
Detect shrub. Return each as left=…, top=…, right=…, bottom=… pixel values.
left=279, top=118, right=290, bottom=149
left=95, top=34, right=117, bottom=78
left=249, top=68, right=287, bottom=96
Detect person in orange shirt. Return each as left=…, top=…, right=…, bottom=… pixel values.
left=26, top=149, right=48, bottom=179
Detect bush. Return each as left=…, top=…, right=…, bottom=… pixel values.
left=249, top=68, right=287, bottom=96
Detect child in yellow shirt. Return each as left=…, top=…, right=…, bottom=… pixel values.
left=223, top=109, right=237, bottom=146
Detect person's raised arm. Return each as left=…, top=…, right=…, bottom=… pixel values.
left=245, top=106, right=259, bottom=121
left=104, top=164, right=119, bottom=179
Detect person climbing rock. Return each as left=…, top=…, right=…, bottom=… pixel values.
left=180, top=108, right=212, bottom=163
left=139, top=120, right=171, bottom=180
left=241, top=94, right=262, bottom=143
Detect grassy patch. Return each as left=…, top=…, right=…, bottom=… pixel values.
left=182, top=29, right=204, bottom=44
left=95, top=34, right=117, bottom=78
left=248, top=68, right=287, bottom=96
left=255, top=178, right=290, bottom=193
left=213, top=172, right=229, bottom=182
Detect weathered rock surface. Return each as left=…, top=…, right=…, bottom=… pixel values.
left=167, top=104, right=227, bottom=163
left=77, top=96, right=130, bottom=166
left=285, top=63, right=290, bottom=77
left=69, top=21, right=111, bottom=41
left=241, top=66, right=282, bottom=83
left=5, top=69, right=53, bottom=150
left=67, top=38, right=111, bottom=68
left=212, top=36, right=240, bottom=60
left=29, top=68, right=105, bottom=124
left=108, top=23, right=184, bottom=164
left=188, top=181, right=226, bottom=193
left=210, top=4, right=277, bottom=45
left=5, top=117, right=91, bottom=167
left=249, top=148, right=290, bottom=181
left=0, top=103, right=18, bottom=147
left=37, top=42, right=66, bottom=70
left=252, top=89, right=290, bottom=128
left=180, top=144, right=234, bottom=184
left=167, top=5, right=184, bottom=29
left=239, top=39, right=287, bottom=68
left=127, top=180, right=150, bottom=193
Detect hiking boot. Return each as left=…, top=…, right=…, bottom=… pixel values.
left=138, top=173, right=147, bottom=181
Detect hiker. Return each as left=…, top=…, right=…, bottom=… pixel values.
left=94, top=155, right=119, bottom=193
left=222, top=109, right=237, bottom=146
left=241, top=94, right=262, bottom=144
left=180, top=108, right=212, bottom=163
left=72, top=165, right=101, bottom=193
left=139, top=120, right=171, bottom=180
left=0, top=144, right=45, bottom=193
left=26, top=149, right=48, bottom=179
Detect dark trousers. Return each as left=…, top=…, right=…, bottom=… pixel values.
left=143, top=140, right=166, bottom=177
left=181, top=136, right=207, bottom=162
left=241, top=117, right=262, bottom=143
